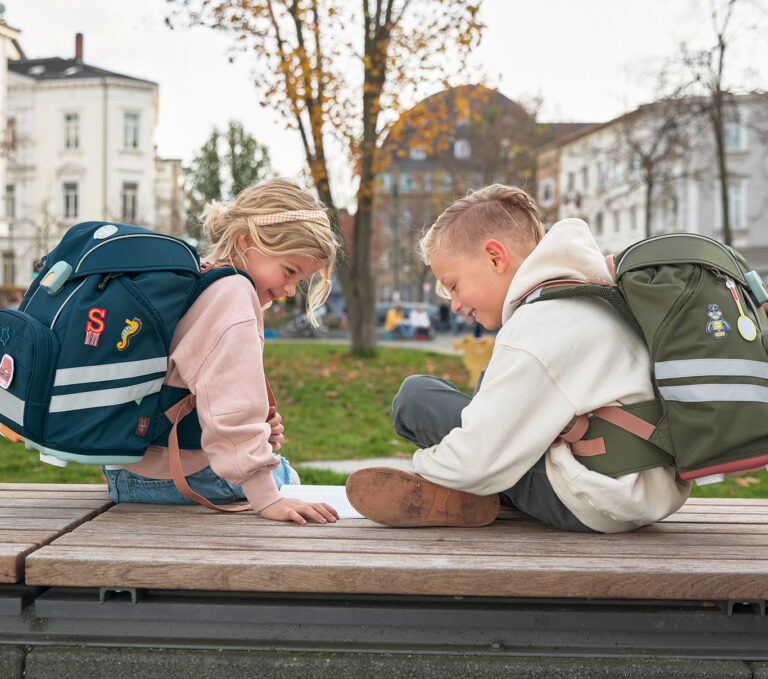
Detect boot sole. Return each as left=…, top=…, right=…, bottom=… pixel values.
left=345, top=467, right=499, bottom=527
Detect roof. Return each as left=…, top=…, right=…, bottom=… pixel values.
left=8, top=57, right=156, bottom=86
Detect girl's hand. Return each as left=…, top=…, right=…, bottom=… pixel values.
left=267, top=406, right=284, bottom=451
left=259, top=497, right=339, bottom=524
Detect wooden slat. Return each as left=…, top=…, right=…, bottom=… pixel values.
left=25, top=544, right=768, bottom=599
left=0, top=483, right=112, bottom=583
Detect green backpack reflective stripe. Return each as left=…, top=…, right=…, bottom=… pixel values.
left=529, top=233, right=768, bottom=482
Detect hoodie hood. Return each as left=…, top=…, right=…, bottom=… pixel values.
left=502, top=218, right=613, bottom=324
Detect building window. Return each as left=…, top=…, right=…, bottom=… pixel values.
left=539, top=178, right=555, bottom=208
left=567, top=172, right=575, bottom=193
left=123, top=112, right=140, bottom=150
left=595, top=212, right=604, bottom=236
left=399, top=173, right=414, bottom=192
left=454, top=139, right=471, bottom=159
left=63, top=182, right=79, bottom=219
left=5, top=117, right=16, bottom=151
left=581, top=166, right=589, bottom=191
left=409, top=146, right=427, bottom=161
left=612, top=210, right=620, bottom=234
left=727, top=181, right=746, bottom=230
left=612, top=159, right=623, bottom=185
left=5, top=184, right=15, bottom=219
left=64, top=112, right=80, bottom=150
left=441, top=173, right=453, bottom=193
left=122, top=182, right=138, bottom=222
left=629, top=205, right=638, bottom=233
left=2, top=252, right=14, bottom=286
left=597, top=161, right=606, bottom=189
left=380, top=173, right=392, bottom=192
left=422, top=172, right=433, bottom=192
left=723, top=111, right=744, bottom=151
left=469, top=172, right=483, bottom=189
left=630, top=152, right=641, bottom=179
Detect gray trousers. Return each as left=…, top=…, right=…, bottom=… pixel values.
left=392, top=374, right=596, bottom=533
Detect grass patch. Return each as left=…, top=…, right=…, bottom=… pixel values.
left=0, top=341, right=765, bottom=498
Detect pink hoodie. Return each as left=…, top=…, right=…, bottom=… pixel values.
left=126, top=272, right=281, bottom=512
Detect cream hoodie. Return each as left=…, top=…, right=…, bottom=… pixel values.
left=126, top=273, right=282, bottom=512
left=412, top=218, right=690, bottom=532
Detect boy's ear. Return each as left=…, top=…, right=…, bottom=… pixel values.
left=483, top=239, right=511, bottom=273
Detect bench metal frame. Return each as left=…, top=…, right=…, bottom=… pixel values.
left=1, top=584, right=767, bottom=660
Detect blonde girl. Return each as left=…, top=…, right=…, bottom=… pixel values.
left=103, top=178, right=341, bottom=524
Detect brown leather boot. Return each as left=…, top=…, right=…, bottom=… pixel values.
left=345, top=467, right=499, bottom=527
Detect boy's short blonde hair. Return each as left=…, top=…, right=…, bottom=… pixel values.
left=202, top=178, right=340, bottom=324
left=419, top=184, right=544, bottom=265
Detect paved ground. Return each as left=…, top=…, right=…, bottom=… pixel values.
left=268, top=329, right=466, bottom=355
left=299, top=456, right=414, bottom=474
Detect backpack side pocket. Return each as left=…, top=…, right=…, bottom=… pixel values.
left=0, top=310, right=59, bottom=442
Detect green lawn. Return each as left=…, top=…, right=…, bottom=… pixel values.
left=0, top=342, right=766, bottom=497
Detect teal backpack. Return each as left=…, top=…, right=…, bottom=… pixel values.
left=526, top=232, right=768, bottom=485
left=0, top=221, right=254, bottom=473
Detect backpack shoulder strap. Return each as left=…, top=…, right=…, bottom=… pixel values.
left=525, top=278, right=643, bottom=338
left=183, top=266, right=256, bottom=314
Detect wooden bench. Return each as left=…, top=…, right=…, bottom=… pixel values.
left=1, top=484, right=767, bottom=670
left=23, top=497, right=768, bottom=600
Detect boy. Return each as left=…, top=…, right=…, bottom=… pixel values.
left=346, top=184, right=690, bottom=533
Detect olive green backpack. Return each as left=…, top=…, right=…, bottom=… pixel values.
left=526, top=233, right=768, bottom=485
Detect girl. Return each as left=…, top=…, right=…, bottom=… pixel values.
left=103, top=178, right=340, bottom=525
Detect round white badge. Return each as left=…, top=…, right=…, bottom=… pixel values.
left=93, top=225, right=118, bottom=240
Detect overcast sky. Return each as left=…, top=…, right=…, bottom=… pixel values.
left=5, top=0, right=767, bottom=206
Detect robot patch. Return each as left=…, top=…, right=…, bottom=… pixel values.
left=0, top=327, right=9, bottom=346
left=706, top=304, right=731, bottom=340
left=85, top=308, right=107, bottom=347
left=117, top=317, right=142, bottom=351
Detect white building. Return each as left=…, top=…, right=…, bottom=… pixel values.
left=154, top=156, right=186, bottom=239
left=0, top=20, right=22, bottom=293
left=4, top=34, right=158, bottom=288
left=536, top=94, right=768, bottom=276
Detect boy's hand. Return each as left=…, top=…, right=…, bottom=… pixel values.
left=258, top=497, right=339, bottom=524
left=267, top=406, right=284, bottom=451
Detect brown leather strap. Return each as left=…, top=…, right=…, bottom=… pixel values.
left=559, top=415, right=590, bottom=443
left=165, top=394, right=252, bottom=512
left=571, top=437, right=607, bottom=456
left=593, top=406, right=656, bottom=440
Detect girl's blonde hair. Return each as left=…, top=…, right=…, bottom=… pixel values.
left=419, top=184, right=544, bottom=266
left=202, top=178, right=340, bottom=325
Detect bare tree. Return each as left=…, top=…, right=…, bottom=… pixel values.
left=167, top=0, right=483, bottom=355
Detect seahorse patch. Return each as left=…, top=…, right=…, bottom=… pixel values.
left=116, top=317, right=142, bottom=351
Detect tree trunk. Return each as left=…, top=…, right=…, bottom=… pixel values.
left=644, top=176, right=654, bottom=239
left=712, top=94, right=732, bottom=245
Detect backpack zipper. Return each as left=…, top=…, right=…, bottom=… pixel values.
left=616, top=233, right=743, bottom=279
left=74, top=233, right=199, bottom=274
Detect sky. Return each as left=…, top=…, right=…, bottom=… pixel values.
left=5, top=0, right=768, bottom=207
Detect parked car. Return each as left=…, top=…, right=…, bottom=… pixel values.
left=374, top=302, right=440, bottom=327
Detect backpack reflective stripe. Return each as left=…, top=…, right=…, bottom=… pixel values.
left=53, top=356, right=168, bottom=386
left=659, top=384, right=768, bottom=404
left=49, top=377, right=166, bottom=412
left=655, top=358, right=768, bottom=379
left=0, top=390, right=24, bottom=426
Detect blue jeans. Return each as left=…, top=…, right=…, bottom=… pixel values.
left=102, top=456, right=296, bottom=505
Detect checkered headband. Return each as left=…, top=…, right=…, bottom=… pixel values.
left=249, top=210, right=330, bottom=229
